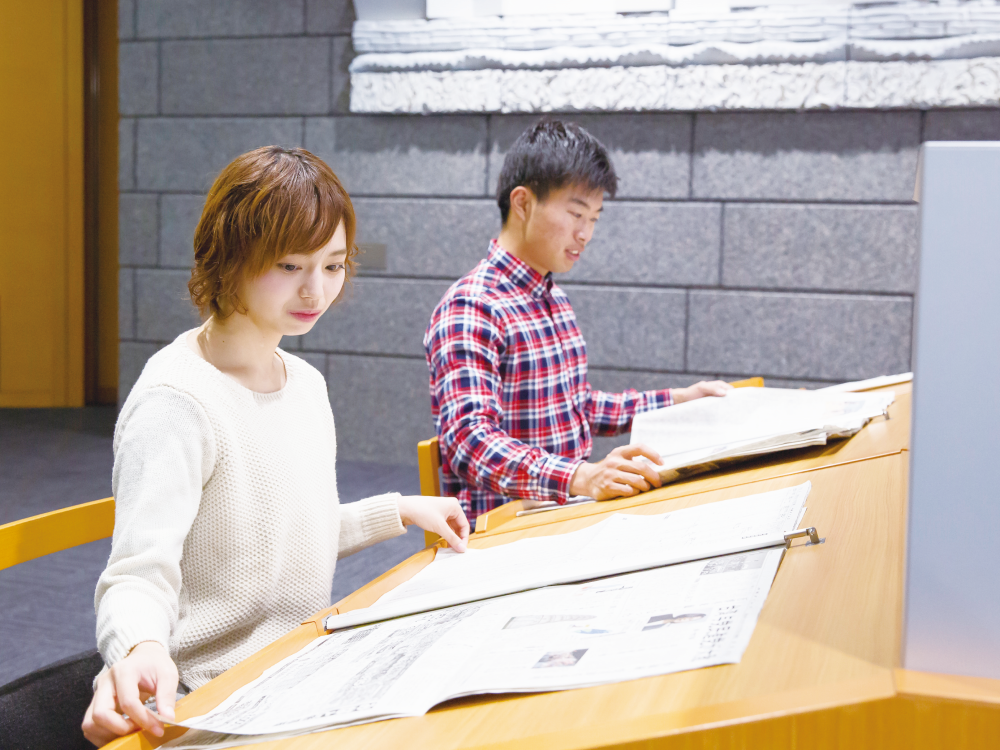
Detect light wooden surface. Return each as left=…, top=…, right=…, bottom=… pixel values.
left=107, top=381, right=1000, bottom=749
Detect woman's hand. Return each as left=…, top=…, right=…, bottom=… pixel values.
left=396, top=496, right=470, bottom=552
left=82, top=641, right=178, bottom=747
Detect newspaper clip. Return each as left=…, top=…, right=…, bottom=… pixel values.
left=783, top=527, right=824, bottom=547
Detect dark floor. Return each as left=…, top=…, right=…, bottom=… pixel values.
left=0, top=407, right=424, bottom=688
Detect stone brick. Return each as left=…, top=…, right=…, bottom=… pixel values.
left=722, top=204, right=918, bottom=293
left=159, top=194, right=204, bottom=268
left=119, top=119, right=135, bottom=191
left=924, top=109, right=1000, bottom=141
left=693, top=111, right=921, bottom=202
left=280, top=335, right=303, bottom=352
left=565, top=202, right=721, bottom=286
left=119, top=194, right=158, bottom=266
left=119, top=269, right=135, bottom=340
left=331, top=35, right=353, bottom=115
left=304, top=278, right=452, bottom=356
left=161, top=38, right=330, bottom=116
left=352, top=198, right=498, bottom=278
left=306, top=0, right=354, bottom=34
left=118, top=42, right=158, bottom=116
left=136, top=0, right=304, bottom=38
left=488, top=113, right=693, bottom=199
left=119, top=0, right=135, bottom=39
left=136, top=118, right=303, bottom=191
left=118, top=341, right=162, bottom=407
left=687, top=291, right=912, bottom=381
left=327, top=354, right=434, bottom=464
left=135, top=269, right=202, bottom=342
left=566, top=286, right=686, bottom=371
left=305, top=116, right=488, bottom=196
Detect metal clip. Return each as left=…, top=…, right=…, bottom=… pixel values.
left=784, top=527, right=824, bottom=547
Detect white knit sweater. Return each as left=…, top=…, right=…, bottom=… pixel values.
left=95, top=333, right=405, bottom=690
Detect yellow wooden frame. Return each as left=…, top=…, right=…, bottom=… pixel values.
left=0, top=497, right=115, bottom=571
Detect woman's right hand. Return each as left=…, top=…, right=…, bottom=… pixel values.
left=82, top=641, right=178, bottom=747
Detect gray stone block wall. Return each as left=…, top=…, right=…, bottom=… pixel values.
left=118, top=1, right=1000, bottom=465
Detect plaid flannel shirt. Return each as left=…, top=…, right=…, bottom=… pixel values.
left=424, top=241, right=674, bottom=519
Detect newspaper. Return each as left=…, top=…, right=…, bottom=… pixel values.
left=816, top=372, right=912, bottom=393
left=321, top=481, right=810, bottom=631
left=165, top=547, right=785, bottom=747
left=630, top=387, right=895, bottom=482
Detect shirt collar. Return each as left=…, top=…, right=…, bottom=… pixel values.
left=488, top=240, right=553, bottom=299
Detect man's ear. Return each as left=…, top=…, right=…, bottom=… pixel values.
left=508, top=186, right=535, bottom=224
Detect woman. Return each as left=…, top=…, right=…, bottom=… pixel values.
left=82, top=146, right=468, bottom=746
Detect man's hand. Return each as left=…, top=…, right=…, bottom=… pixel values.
left=83, top=641, right=178, bottom=747
left=671, top=380, right=733, bottom=404
left=397, top=496, right=470, bottom=552
left=569, top=444, right=664, bottom=501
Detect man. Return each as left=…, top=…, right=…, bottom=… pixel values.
left=425, top=119, right=730, bottom=520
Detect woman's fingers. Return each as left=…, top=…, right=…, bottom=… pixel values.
left=436, top=520, right=467, bottom=552
left=114, top=672, right=164, bottom=737
left=89, top=676, right=137, bottom=738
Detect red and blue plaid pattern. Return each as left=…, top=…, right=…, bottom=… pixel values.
left=425, top=241, right=673, bottom=519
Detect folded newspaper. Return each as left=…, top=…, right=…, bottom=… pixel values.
left=164, top=483, right=811, bottom=747
left=631, top=387, right=895, bottom=483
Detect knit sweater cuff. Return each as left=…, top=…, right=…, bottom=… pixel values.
left=97, top=590, right=172, bottom=666
left=358, top=492, right=407, bottom=544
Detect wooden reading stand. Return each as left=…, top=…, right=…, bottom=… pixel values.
left=106, top=382, right=1000, bottom=750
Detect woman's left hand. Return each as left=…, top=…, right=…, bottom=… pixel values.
left=397, top=496, right=470, bottom=552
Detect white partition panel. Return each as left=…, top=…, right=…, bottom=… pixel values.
left=905, top=142, right=1000, bottom=678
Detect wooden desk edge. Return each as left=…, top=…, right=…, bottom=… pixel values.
left=895, top=668, right=1000, bottom=705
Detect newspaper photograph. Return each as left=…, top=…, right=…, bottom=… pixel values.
left=166, top=547, right=785, bottom=747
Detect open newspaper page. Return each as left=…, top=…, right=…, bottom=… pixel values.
left=322, top=482, right=810, bottom=631
left=630, top=388, right=894, bottom=481
left=167, top=548, right=785, bottom=747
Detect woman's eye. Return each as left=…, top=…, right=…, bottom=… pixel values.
left=280, top=263, right=298, bottom=272
left=327, top=263, right=346, bottom=272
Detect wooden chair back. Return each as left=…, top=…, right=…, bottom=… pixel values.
left=0, top=497, right=115, bottom=572
left=416, top=377, right=765, bottom=547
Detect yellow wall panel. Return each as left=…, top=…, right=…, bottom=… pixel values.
left=0, top=0, right=85, bottom=406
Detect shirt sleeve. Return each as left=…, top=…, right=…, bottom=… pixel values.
left=426, top=294, right=582, bottom=504
left=337, top=493, right=406, bottom=560
left=95, top=386, right=216, bottom=667
left=584, top=385, right=674, bottom=437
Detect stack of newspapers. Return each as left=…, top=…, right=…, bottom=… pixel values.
left=631, top=386, right=896, bottom=483
left=164, top=483, right=814, bottom=748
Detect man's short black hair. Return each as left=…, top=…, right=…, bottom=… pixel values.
left=497, top=119, right=618, bottom=224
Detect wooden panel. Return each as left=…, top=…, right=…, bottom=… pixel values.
left=95, top=0, right=118, bottom=402
left=0, top=0, right=85, bottom=406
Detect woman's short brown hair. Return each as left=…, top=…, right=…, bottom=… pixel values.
left=188, top=146, right=356, bottom=318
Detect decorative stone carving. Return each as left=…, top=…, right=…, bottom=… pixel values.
left=350, top=1, right=1000, bottom=112
left=352, top=57, right=1000, bottom=113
